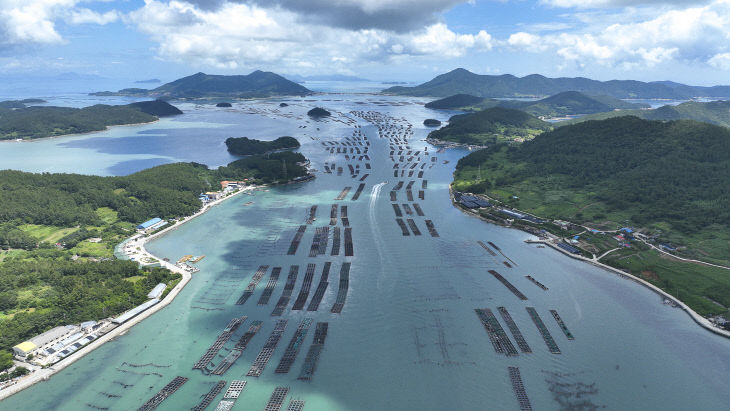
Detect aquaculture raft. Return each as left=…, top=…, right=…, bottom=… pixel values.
left=192, top=380, right=226, bottom=411
left=425, top=220, right=439, bottom=237
left=396, top=218, right=410, bottom=236
left=344, top=227, right=354, bottom=256
left=526, top=275, right=548, bottom=291
left=497, top=306, right=531, bottom=353
left=275, top=318, right=314, bottom=373
left=351, top=183, right=366, bottom=200
left=330, top=262, right=351, bottom=313
left=223, top=380, right=247, bottom=399
left=298, top=322, right=329, bottom=381
left=236, top=265, right=269, bottom=305
left=329, top=204, right=338, bottom=225
left=488, top=270, right=528, bottom=301
left=477, top=241, right=497, bottom=256
left=211, top=320, right=264, bottom=375
left=474, top=308, right=519, bottom=356
left=508, top=367, right=533, bottom=411
left=308, top=227, right=329, bottom=257
left=306, top=205, right=317, bottom=224
left=272, top=265, right=299, bottom=316
left=526, top=307, right=560, bottom=354
left=258, top=267, right=282, bottom=305
left=247, top=319, right=288, bottom=376
left=193, top=316, right=246, bottom=370
left=264, top=387, right=290, bottom=411
left=287, top=225, right=308, bottom=255
left=137, top=376, right=188, bottom=411
left=307, top=262, right=331, bottom=311
left=413, top=203, right=424, bottom=216
left=292, top=263, right=316, bottom=310
left=335, top=187, right=352, bottom=200
left=331, top=227, right=341, bottom=256
left=550, top=309, right=574, bottom=340
left=406, top=218, right=421, bottom=236
left=286, top=399, right=306, bottom=411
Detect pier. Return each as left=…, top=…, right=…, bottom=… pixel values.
left=488, top=270, right=528, bottom=300
left=272, top=265, right=299, bottom=316
left=264, top=387, right=289, bottom=411
left=474, top=308, right=519, bottom=356
left=307, top=262, right=331, bottom=311
left=287, top=225, right=307, bottom=255
left=193, top=316, right=246, bottom=370
left=508, top=367, right=533, bottom=411
left=275, top=318, right=313, bottom=373
left=191, top=380, right=226, bottom=411
left=526, top=307, right=560, bottom=354
left=292, top=264, right=316, bottom=310
left=497, top=307, right=531, bottom=353
left=330, top=262, right=351, bottom=313
left=235, top=265, right=269, bottom=305
left=137, top=376, right=188, bottom=411
left=258, top=267, right=282, bottom=305
left=247, top=319, right=288, bottom=376
left=550, top=310, right=574, bottom=340
left=298, top=322, right=329, bottom=381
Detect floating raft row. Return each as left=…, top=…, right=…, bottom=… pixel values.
left=330, top=262, right=351, bottom=313
left=406, top=190, right=414, bottom=201
left=286, top=399, right=306, bottom=411
left=351, top=183, right=366, bottom=200
left=406, top=219, right=421, bottom=236
left=488, top=270, right=528, bottom=301
left=390, top=191, right=397, bottom=201
left=292, top=264, right=316, bottom=310
left=344, top=228, right=353, bottom=256
left=264, top=387, right=289, bottom=411
left=497, top=307, right=531, bottom=353
left=341, top=206, right=349, bottom=226
left=396, top=218, right=410, bottom=236
left=337, top=167, right=343, bottom=176
left=275, top=318, right=314, bottom=373
left=508, top=367, right=533, bottom=411
left=418, top=190, right=425, bottom=200
left=477, top=241, right=497, bottom=256
left=392, top=204, right=403, bottom=217
left=235, top=265, right=269, bottom=305
left=258, top=267, right=282, bottom=305
left=308, top=226, right=329, bottom=257
left=137, top=376, right=188, bottom=411
left=272, top=265, right=299, bottom=316
left=526, top=307, right=560, bottom=354
left=193, top=316, right=246, bottom=370
left=526, top=275, right=548, bottom=291
left=422, top=180, right=428, bottom=189
left=413, top=203, right=424, bottom=216
left=406, top=181, right=415, bottom=190
left=247, top=319, right=288, bottom=377
left=329, top=204, right=338, bottom=225
left=306, top=206, right=317, bottom=224
left=402, top=203, right=413, bottom=215
left=394, top=170, right=398, bottom=178
left=550, top=310, right=574, bottom=340
left=417, top=171, right=424, bottom=178
left=223, top=380, right=247, bottom=399
left=307, top=263, right=331, bottom=312
left=359, top=173, right=369, bottom=181
left=287, top=225, right=308, bottom=255
left=192, top=380, right=226, bottom=411
left=211, top=320, right=264, bottom=375
left=425, top=220, right=439, bottom=237
left=335, top=187, right=351, bottom=200
left=298, top=322, right=329, bottom=381
left=474, top=308, right=519, bottom=356
left=393, top=181, right=404, bottom=191
left=331, top=227, right=341, bottom=256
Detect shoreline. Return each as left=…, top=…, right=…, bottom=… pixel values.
left=0, top=184, right=258, bottom=400
left=448, top=186, right=730, bottom=340
left=0, top=118, right=161, bottom=144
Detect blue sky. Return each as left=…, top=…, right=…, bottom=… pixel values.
left=1, top=0, right=729, bottom=85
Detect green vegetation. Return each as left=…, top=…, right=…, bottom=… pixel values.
left=217, top=151, right=309, bottom=184
left=307, top=107, right=331, bottom=118
left=423, top=119, right=441, bottom=127
left=428, top=107, right=551, bottom=145
left=383, top=67, right=730, bottom=98
left=453, top=116, right=730, bottom=316
left=0, top=100, right=182, bottom=140
left=225, top=136, right=300, bottom=155
left=424, top=94, right=484, bottom=109
left=559, top=99, right=730, bottom=128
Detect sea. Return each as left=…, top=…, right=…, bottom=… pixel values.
left=0, top=79, right=728, bottom=410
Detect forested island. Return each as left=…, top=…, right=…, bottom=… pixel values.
left=225, top=136, right=300, bottom=155
left=452, top=116, right=730, bottom=317
left=559, top=99, right=730, bottom=127
left=427, top=107, right=550, bottom=145
left=307, top=107, right=331, bottom=118
left=0, top=100, right=182, bottom=140
left=0, top=151, right=311, bottom=371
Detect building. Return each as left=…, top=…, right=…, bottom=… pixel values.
left=13, top=325, right=79, bottom=358
left=112, top=299, right=160, bottom=325
left=205, top=192, right=221, bottom=201
left=136, top=217, right=167, bottom=232
left=147, top=283, right=166, bottom=299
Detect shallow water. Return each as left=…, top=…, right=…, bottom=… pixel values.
left=1, top=92, right=729, bottom=411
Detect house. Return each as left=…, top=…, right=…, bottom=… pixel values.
left=205, top=192, right=221, bottom=201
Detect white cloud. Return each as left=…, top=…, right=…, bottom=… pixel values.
left=708, top=52, right=730, bottom=69
left=68, top=8, right=119, bottom=25
left=541, top=0, right=710, bottom=8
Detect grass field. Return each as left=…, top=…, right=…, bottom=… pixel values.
left=18, top=224, right=79, bottom=244
left=70, top=241, right=112, bottom=258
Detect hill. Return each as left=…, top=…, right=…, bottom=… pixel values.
left=559, top=99, right=730, bottom=127
left=427, top=107, right=551, bottom=145
left=225, top=136, right=300, bottom=155
left=307, top=107, right=331, bottom=117
left=453, top=116, right=730, bottom=316
left=384, top=68, right=730, bottom=99
left=424, top=94, right=485, bottom=109
left=0, top=100, right=182, bottom=140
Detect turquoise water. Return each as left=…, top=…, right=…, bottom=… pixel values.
left=1, top=93, right=729, bottom=410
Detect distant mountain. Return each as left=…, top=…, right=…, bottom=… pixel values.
left=425, top=94, right=485, bottom=109
left=427, top=107, right=551, bottom=145
left=384, top=68, right=730, bottom=99
left=559, top=100, right=730, bottom=127
left=135, top=79, right=161, bottom=84
left=91, top=71, right=311, bottom=98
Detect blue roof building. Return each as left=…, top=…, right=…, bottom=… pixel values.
left=137, top=217, right=162, bottom=230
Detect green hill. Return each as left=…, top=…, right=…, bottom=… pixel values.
left=0, top=100, right=182, bottom=140
left=424, top=94, right=486, bottom=109
left=427, top=107, right=551, bottom=145
left=384, top=68, right=730, bottom=99
left=559, top=100, right=730, bottom=127
left=225, top=136, right=300, bottom=155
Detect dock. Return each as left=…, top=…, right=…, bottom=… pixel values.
left=258, top=267, right=282, bottom=305
left=344, top=227, right=353, bottom=256
left=193, top=316, right=246, bottom=370
left=307, top=262, right=331, bottom=312
left=287, top=225, right=308, bottom=255
left=526, top=307, right=560, bottom=354
left=550, top=309, right=574, bottom=340
left=137, top=376, right=188, bottom=411
left=235, top=265, right=269, bottom=305
left=474, top=308, right=519, bottom=356
left=211, top=320, right=264, bottom=375
left=488, top=270, right=528, bottom=300
left=192, top=380, right=226, bottom=411
left=272, top=265, right=299, bottom=316
left=508, top=367, right=532, bottom=411
left=264, top=387, right=289, bottom=411
left=330, top=262, right=351, bottom=313
left=247, top=319, right=288, bottom=377
left=298, top=322, right=329, bottom=381
left=292, top=263, right=316, bottom=310
left=497, top=307, right=531, bottom=353
left=275, top=318, right=313, bottom=373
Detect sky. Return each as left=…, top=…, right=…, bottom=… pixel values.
left=1, top=0, right=730, bottom=85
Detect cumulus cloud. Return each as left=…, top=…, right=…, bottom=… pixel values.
left=68, top=8, right=119, bottom=25
left=541, top=0, right=711, bottom=8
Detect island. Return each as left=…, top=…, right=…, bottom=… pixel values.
left=427, top=107, right=551, bottom=145
left=423, top=119, right=442, bottom=127
left=307, top=107, right=331, bottom=118
left=216, top=102, right=232, bottom=107
left=279, top=103, right=289, bottom=107
left=558, top=99, right=730, bottom=127
left=0, top=100, right=182, bottom=140
left=452, top=115, right=730, bottom=318
left=225, top=136, right=300, bottom=155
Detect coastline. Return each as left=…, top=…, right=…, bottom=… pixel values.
left=448, top=186, right=730, bottom=340
left=0, top=118, right=161, bottom=144
left=0, top=184, right=257, bottom=400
